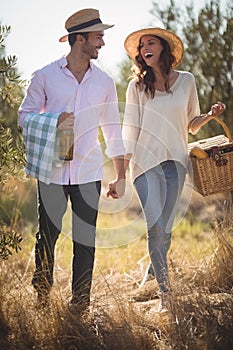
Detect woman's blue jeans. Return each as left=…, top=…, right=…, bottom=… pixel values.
left=134, top=161, right=186, bottom=292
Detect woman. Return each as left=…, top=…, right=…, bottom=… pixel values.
left=121, top=27, right=225, bottom=312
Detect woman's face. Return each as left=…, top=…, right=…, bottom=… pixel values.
left=139, top=35, right=163, bottom=67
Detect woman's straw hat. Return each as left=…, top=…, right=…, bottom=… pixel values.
left=59, top=8, right=114, bottom=42
left=124, top=27, right=184, bottom=68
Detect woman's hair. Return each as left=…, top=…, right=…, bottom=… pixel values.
left=68, top=32, right=89, bottom=46
left=132, top=35, right=176, bottom=98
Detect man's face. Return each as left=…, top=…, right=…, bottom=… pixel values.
left=82, top=31, right=105, bottom=59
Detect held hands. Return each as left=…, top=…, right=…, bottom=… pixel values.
left=208, top=101, right=226, bottom=118
left=106, top=178, right=126, bottom=199
left=57, top=111, right=74, bottom=130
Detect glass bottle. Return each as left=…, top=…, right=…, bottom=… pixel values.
left=58, top=106, right=74, bottom=161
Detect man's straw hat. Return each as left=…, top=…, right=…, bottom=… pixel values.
left=59, top=8, right=114, bottom=42
left=124, top=27, right=184, bottom=68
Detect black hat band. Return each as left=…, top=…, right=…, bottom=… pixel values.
left=67, top=18, right=102, bottom=33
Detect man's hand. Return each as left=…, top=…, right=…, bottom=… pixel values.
left=107, top=178, right=126, bottom=199
left=57, top=112, right=74, bottom=130
left=106, top=156, right=126, bottom=199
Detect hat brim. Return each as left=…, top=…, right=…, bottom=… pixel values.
left=124, top=28, right=184, bottom=68
left=59, top=23, right=114, bottom=42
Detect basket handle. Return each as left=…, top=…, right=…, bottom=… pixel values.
left=211, top=116, right=232, bottom=142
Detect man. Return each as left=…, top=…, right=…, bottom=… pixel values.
left=18, top=8, right=126, bottom=311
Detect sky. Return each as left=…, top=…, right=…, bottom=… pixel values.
left=1, top=0, right=227, bottom=81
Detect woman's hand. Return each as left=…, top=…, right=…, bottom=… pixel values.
left=106, top=178, right=126, bottom=199
left=208, top=101, right=226, bottom=118
left=189, top=101, right=226, bottom=134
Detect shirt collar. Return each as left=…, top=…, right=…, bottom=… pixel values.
left=58, top=56, right=94, bottom=71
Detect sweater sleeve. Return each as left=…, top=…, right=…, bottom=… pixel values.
left=187, top=73, right=200, bottom=123
left=122, top=79, right=141, bottom=154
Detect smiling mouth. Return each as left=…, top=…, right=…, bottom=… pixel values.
left=145, top=53, right=153, bottom=58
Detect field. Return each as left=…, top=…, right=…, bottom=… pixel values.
left=0, top=168, right=233, bottom=349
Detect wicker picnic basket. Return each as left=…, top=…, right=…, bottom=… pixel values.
left=188, top=116, right=233, bottom=196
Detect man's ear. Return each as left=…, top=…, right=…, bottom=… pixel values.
left=76, top=34, right=87, bottom=44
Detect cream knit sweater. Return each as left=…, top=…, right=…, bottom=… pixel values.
left=122, top=71, right=200, bottom=182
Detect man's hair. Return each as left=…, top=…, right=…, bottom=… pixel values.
left=68, top=32, right=89, bottom=46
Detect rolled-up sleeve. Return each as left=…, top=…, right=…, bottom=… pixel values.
left=100, top=79, right=126, bottom=157
left=18, top=71, right=46, bottom=128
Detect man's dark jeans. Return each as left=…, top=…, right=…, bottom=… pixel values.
left=32, top=180, right=101, bottom=306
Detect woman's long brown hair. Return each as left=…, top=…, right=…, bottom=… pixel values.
left=132, top=35, right=176, bottom=98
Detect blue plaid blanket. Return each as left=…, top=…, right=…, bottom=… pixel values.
left=23, top=112, right=60, bottom=184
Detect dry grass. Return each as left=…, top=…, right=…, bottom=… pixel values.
left=1, top=175, right=233, bottom=349
left=1, top=217, right=233, bottom=349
